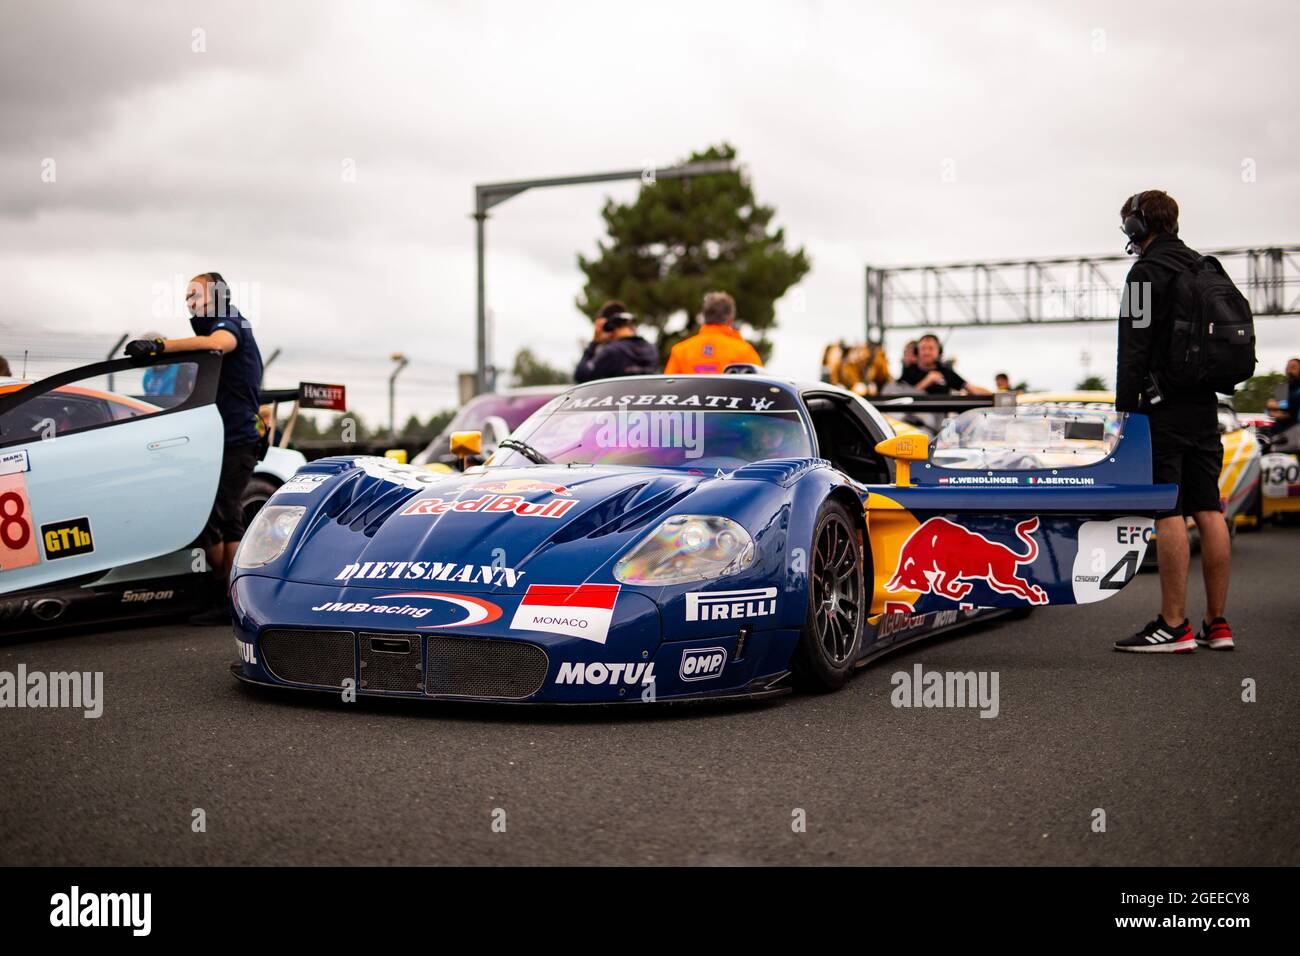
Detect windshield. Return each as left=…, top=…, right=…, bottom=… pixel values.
left=491, top=379, right=812, bottom=470
left=932, top=405, right=1121, bottom=470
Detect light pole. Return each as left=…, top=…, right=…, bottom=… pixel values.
left=472, top=158, right=735, bottom=396
left=260, top=347, right=282, bottom=385
left=388, top=352, right=409, bottom=440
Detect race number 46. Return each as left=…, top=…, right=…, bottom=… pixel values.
left=0, top=474, right=39, bottom=572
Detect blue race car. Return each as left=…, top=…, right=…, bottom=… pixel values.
left=229, top=373, right=1175, bottom=704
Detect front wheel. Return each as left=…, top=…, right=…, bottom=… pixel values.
left=792, top=499, right=865, bottom=691
left=241, top=476, right=281, bottom=530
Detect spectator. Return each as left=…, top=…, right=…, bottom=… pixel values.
left=574, top=301, right=658, bottom=382
left=123, top=272, right=264, bottom=626
left=0, top=355, right=10, bottom=377
left=1111, top=189, right=1233, bottom=654
left=664, top=291, right=763, bottom=374
left=1267, top=357, right=1300, bottom=436
left=900, top=339, right=918, bottom=376
left=897, top=333, right=991, bottom=395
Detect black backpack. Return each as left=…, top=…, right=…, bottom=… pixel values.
left=1160, top=255, right=1256, bottom=393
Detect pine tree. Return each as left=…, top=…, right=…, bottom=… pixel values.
left=577, top=143, right=810, bottom=366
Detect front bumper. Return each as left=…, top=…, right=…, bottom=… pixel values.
left=230, top=574, right=798, bottom=705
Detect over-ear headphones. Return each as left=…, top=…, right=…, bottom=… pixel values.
left=1122, top=193, right=1148, bottom=254
left=206, top=271, right=231, bottom=315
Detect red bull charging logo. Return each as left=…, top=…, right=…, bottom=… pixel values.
left=474, top=479, right=572, bottom=496
left=885, top=516, right=1048, bottom=607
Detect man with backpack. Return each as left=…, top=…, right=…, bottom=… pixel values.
left=1113, top=190, right=1256, bottom=654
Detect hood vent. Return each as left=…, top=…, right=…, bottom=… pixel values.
left=728, top=457, right=827, bottom=487
left=325, top=470, right=420, bottom=536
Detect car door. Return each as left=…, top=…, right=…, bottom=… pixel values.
left=862, top=401, right=1177, bottom=614
left=0, top=352, right=223, bottom=594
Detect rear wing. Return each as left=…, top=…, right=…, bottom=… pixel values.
left=871, top=394, right=998, bottom=415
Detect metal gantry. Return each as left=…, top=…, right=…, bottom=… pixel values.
left=865, top=246, right=1300, bottom=343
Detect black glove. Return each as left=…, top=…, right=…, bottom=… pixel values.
left=124, top=338, right=166, bottom=359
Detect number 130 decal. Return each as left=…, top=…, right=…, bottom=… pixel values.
left=0, top=473, right=40, bottom=572
left=1071, top=518, right=1154, bottom=604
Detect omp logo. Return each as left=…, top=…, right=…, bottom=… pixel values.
left=680, top=646, right=727, bottom=681
left=684, top=587, right=777, bottom=622
left=40, top=517, right=94, bottom=560
left=49, top=886, right=151, bottom=936
left=555, top=661, right=655, bottom=686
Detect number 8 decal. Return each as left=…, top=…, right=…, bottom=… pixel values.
left=0, top=474, right=40, bottom=571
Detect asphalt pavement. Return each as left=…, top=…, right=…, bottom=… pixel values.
left=2, top=526, right=1297, bottom=866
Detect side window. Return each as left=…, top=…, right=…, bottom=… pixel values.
left=806, top=397, right=892, bottom=484
left=0, top=360, right=201, bottom=448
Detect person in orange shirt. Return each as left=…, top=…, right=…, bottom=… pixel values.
left=663, top=291, right=763, bottom=374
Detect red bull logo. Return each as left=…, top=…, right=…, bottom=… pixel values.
left=474, top=479, right=572, bottom=497
left=886, top=516, right=1048, bottom=607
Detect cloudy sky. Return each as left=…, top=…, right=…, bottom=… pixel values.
left=2, top=0, right=1297, bottom=424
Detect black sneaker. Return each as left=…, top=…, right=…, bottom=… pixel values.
left=1195, top=617, right=1235, bottom=650
left=1113, top=616, right=1196, bottom=653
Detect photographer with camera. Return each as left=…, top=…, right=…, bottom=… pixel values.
left=1113, top=190, right=1255, bottom=654
left=574, top=301, right=659, bottom=382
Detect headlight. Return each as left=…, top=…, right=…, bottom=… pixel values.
left=614, top=515, right=754, bottom=585
left=233, top=505, right=306, bottom=569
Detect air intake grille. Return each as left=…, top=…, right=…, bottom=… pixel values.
left=359, top=633, right=423, bottom=693
left=260, top=629, right=355, bottom=688
left=423, top=636, right=548, bottom=700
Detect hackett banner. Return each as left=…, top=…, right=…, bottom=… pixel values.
left=299, top=382, right=347, bottom=411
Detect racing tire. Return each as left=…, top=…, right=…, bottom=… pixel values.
left=241, top=476, right=281, bottom=530
left=792, top=499, right=865, bottom=691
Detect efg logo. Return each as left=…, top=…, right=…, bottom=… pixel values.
left=680, top=646, right=727, bottom=681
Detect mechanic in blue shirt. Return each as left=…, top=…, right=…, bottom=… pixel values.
left=125, top=272, right=264, bottom=625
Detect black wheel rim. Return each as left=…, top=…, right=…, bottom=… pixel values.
left=811, top=513, right=861, bottom=665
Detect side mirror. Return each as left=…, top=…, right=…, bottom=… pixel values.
left=875, top=434, right=930, bottom=487
left=450, top=430, right=482, bottom=471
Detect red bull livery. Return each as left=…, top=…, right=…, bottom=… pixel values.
left=227, top=375, right=1176, bottom=706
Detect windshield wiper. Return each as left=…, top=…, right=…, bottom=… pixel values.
left=498, top=438, right=553, bottom=465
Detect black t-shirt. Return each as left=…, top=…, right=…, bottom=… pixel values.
left=191, top=306, right=263, bottom=445
left=899, top=361, right=966, bottom=395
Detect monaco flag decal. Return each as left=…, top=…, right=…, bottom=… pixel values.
left=510, top=583, right=620, bottom=644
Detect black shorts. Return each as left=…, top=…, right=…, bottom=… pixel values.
left=1147, top=404, right=1223, bottom=519
left=197, top=441, right=261, bottom=548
